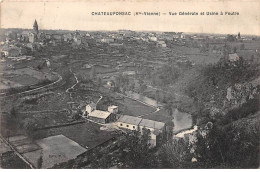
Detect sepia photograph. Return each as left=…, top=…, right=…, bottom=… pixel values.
left=0, top=0, right=259, bottom=169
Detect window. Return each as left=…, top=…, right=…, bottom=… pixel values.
left=127, top=125, right=129, bottom=127
left=120, top=123, right=123, bottom=126
left=133, top=126, right=135, bottom=129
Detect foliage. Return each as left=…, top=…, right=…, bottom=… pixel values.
left=217, top=96, right=259, bottom=125
left=194, top=122, right=260, bottom=168
left=37, top=153, right=43, bottom=169
left=151, top=65, right=180, bottom=86
left=158, top=138, right=191, bottom=168
left=186, top=59, right=258, bottom=108
left=116, top=129, right=159, bottom=168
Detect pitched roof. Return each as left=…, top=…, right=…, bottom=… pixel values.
left=118, top=115, right=165, bottom=130
left=89, top=110, right=111, bottom=119
left=108, top=105, right=118, bottom=109
left=139, top=118, right=165, bottom=130
left=33, top=20, right=38, bottom=27
left=117, top=115, right=142, bottom=125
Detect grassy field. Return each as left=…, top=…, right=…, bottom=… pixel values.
left=39, top=122, right=115, bottom=149
left=8, top=74, right=39, bottom=86
left=116, top=97, right=155, bottom=117
left=17, top=111, right=74, bottom=128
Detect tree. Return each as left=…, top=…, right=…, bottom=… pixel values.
left=164, top=101, right=174, bottom=117
left=90, top=66, right=96, bottom=79
left=233, top=46, right=237, bottom=53
left=21, top=118, right=38, bottom=140
left=37, top=152, right=43, bottom=168
left=97, top=77, right=102, bottom=88
left=158, top=138, right=191, bottom=168
left=226, top=35, right=236, bottom=42
left=155, top=90, right=160, bottom=102
left=117, top=129, right=159, bottom=168
left=139, top=84, right=147, bottom=94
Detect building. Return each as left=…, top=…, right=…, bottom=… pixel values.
left=20, top=31, right=30, bottom=42
left=116, top=115, right=167, bottom=146
left=138, top=118, right=166, bottom=145
left=117, top=115, right=142, bottom=130
left=29, top=32, right=37, bottom=43
left=100, top=38, right=115, bottom=43
left=156, top=41, right=167, bottom=48
left=88, top=110, right=116, bottom=124
left=85, top=102, right=96, bottom=114
left=3, top=46, right=24, bottom=57
left=149, top=37, right=157, bottom=42
left=108, top=105, right=119, bottom=114
left=64, top=33, right=73, bottom=42
left=228, top=53, right=240, bottom=62
left=33, top=19, right=39, bottom=34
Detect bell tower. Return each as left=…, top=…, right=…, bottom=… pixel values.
left=33, top=19, right=39, bottom=34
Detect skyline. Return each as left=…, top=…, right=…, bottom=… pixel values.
left=1, top=0, right=260, bottom=36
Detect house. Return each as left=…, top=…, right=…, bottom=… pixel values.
left=228, top=53, right=240, bottom=62
left=149, top=37, right=157, bottom=42
left=29, top=32, right=37, bottom=43
left=116, top=115, right=167, bottom=146
left=2, top=51, right=9, bottom=57
left=26, top=43, right=36, bottom=51
left=20, top=31, right=30, bottom=42
left=108, top=105, right=118, bottom=114
left=117, top=115, right=142, bottom=131
left=45, top=34, right=52, bottom=40
left=156, top=41, right=167, bottom=48
left=7, top=47, right=23, bottom=57
left=64, top=33, right=73, bottom=42
left=88, top=110, right=116, bottom=124
left=138, top=118, right=166, bottom=146
left=85, top=102, right=96, bottom=114
left=73, top=36, right=82, bottom=45
left=180, top=33, right=186, bottom=39
left=100, top=38, right=115, bottom=43
left=122, top=71, right=136, bottom=76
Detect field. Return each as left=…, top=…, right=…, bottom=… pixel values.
left=0, top=66, right=57, bottom=91
left=17, top=111, right=75, bottom=128
left=36, top=122, right=116, bottom=149
left=116, top=97, right=155, bottom=117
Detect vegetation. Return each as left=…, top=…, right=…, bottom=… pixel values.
left=186, top=58, right=258, bottom=108
left=151, top=65, right=180, bottom=86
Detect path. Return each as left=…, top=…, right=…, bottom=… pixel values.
left=66, top=69, right=79, bottom=93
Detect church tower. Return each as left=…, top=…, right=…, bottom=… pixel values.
left=33, top=19, right=39, bottom=34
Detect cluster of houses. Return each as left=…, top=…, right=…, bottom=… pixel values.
left=1, top=19, right=194, bottom=59
left=84, top=101, right=169, bottom=146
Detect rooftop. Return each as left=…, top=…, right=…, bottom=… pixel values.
left=117, top=115, right=142, bottom=125
left=108, top=105, right=118, bottom=109
left=89, top=110, right=111, bottom=119
left=139, top=118, right=165, bottom=130
left=118, top=115, right=165, bottom=130
left=22, top=135, right=87, bottom=169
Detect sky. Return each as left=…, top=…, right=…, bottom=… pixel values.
left=1, top=0, right=260, bottom=35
